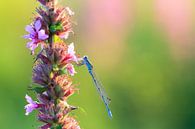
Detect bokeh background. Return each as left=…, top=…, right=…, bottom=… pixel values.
left=0, top=0, right=195, bottom=129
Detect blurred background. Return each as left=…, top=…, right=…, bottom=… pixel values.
left=0, top=0, right=195, bottom=129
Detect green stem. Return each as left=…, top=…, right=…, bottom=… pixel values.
left=47, top=1, right=60, bottom=126
left=48, top=1, right=55, bottom=48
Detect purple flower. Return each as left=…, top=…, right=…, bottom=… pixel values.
left=24, top=19, right=48, bottom=53
left=38, top=113, right=53, bottom=123
left=37, top=0, right=47, bottom=5
left=24, top=94, right=39, bottom=115
left=66, top=63, right=77, bottom=76
left=40, top=123, right=52, bottom=129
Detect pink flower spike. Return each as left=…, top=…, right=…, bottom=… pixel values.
left=66, top=63, right=77, bottom=76
left=24, top=94, right=39, bottom=115
left=68, top=43, right=78, bottom=62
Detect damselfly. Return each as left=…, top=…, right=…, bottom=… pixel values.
left=82, top=56, right=112, bottom=118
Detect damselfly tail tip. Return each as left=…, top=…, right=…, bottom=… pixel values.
left=108, top=110, right=113, bottom=119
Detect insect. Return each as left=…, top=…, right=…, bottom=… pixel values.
left=81, top=56, right=112, bottom=118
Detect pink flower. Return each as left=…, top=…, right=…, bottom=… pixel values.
left=58, top=28, right=73, bottom=40
left=58, top=31, right=71, bottom=39
left=66, top=7, right=75, bottom=16
left=67, top=43, right=78, bottom=63
left=24, top=19, right=48, bottom=53
left=24, top=94, right=39, bottom=115
left=66, top=63, right=77, bottom=76
left=62, top=117, right=81, bottom=129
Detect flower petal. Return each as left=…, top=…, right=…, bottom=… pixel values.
left=26, top=41, right=34, bottom=49
left=25, top=94, right=36, bottom=104
left=23, top=34, right=31, bottom=39
left=68, top=43, right=75, bottom=55
left=34, top=19, right=42, bottom=31
left=66, top=7, right=75, bottom=16
left=67, top=43, right=78, bottom=62
left=25, top=104, right=38, bottom=115
left=26, top=41, right=38, bottom=54
left=31, top=44, right=39, bottom=52
left=25, top=25, right=35, bottom=34
left=72, top=55, right=78, bottom=62
left=25, top=104, right=34, bottom=115
left=38, top=30, right=49, bottom=40
left=66, top=63, right=77, bottom=76
left=59, top=31, right=71, bottom=39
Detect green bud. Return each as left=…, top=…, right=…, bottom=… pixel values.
left=53, top=64, right=59, bottom=71
left=49, top=22, right=63, bottom=33
left=59, top=68, right=67, bottom=75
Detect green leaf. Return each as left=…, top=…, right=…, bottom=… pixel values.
left=50, top=124, right=62, bottom=129
left=56, top=125, right=62, bottom=129
left=54, top=85, right=63, bottom=97
left=30, top=87, right=47, bottom=94
left=54, top=85, right=62, bottom=93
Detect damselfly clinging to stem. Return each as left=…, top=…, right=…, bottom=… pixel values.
left=79, top=56, right=113, bottom=118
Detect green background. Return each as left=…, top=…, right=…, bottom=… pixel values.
left=0, top=0, right=195, bottom=129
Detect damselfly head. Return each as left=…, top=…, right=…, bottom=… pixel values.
left=83, top=55, right=93, bottom=70
left=83, top=56, right=88, bottom=60
left=107, top=97, right=111, bottom=103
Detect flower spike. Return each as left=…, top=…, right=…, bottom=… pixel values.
left=23, top=0, right=80, bottom=128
